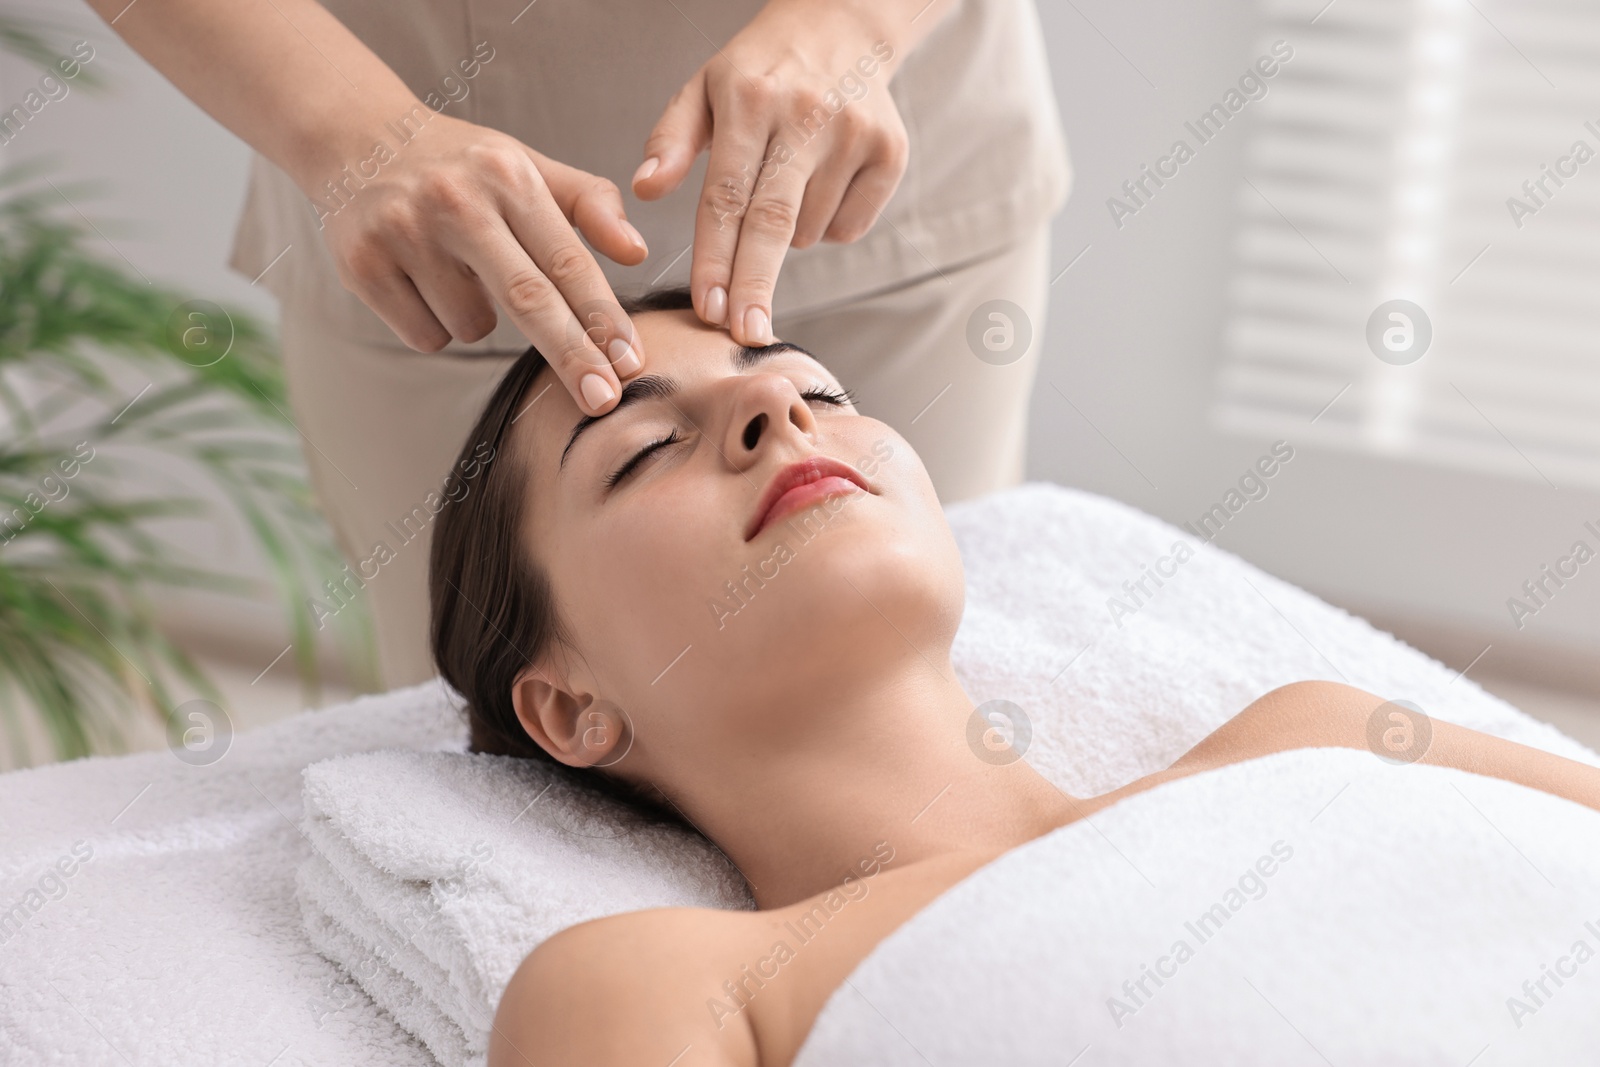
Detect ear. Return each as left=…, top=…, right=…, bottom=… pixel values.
left=510, top=663, right=631, bottom=769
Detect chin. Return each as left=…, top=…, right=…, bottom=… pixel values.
left=706, top=495, right=965, bottom=678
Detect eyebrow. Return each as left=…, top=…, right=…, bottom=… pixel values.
left=558, top=341, right=818, bottom=469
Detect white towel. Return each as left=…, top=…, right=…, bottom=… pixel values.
left=294, top=484, right=1597, bottom=1067
left=297, top=750, right=753, bottom=1067
left=0, top=679, right=467, bottom=1067
left=793, top=747, right=1600, bottom=1065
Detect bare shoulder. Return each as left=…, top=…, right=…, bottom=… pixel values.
left=489, top=905, right=762, bottom=1067
left=1166, top=679, right=1600, bottom=812
left=489, top=852, right=989, bottom=1067
left=1175, top=679, right=1385, bottom=766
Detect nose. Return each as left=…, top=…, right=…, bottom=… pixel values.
left=722, top=374, right=818, bottom=473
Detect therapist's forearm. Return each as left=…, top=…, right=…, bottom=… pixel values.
left=777, top=0, right=959, bottom=57
left=81, top=0, right=421, bottom=196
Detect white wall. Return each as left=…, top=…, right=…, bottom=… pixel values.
left=5, top=0, right=1595, bottom=684
left=1028, top=0, right=1599, bottom=684
left=0, top=2, right=272, bottom=318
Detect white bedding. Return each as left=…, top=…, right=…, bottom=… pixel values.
left=1, top=483, right=1593, bottom=1065
left=794, top=747, right=1600, bottom=1066
left=0, top=682, right=461, bottom=1066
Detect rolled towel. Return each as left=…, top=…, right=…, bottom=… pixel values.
left=295, top=484, right=1596, bottom=1064
left=297, top=748, right=753, bottom=1067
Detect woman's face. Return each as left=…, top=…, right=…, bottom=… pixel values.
left=509, top=309, right=966, bottom=780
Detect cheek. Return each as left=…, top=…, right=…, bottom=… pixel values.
left=830, top=424, right=967, bottom=632
left=550, top=487, right=735, bottom=688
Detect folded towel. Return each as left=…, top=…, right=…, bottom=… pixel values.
left=794, top=746, right=1600, bottom=1065
left=294, top=484, right=1597, bottom=1067
left=298, top=750, right=753, bottom=1066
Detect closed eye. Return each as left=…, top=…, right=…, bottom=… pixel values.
left=801, top=385, right=857, bottom=407
left=604, top=385, right=853, bottom=489
left=605, top=429, right=682, bottom=489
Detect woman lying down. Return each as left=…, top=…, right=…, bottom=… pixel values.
left=427, top=288, right=1600, bottom=1066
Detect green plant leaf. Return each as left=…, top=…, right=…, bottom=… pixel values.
left=1, top=146, right=377, bottom=768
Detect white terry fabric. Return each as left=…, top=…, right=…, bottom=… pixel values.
left=0, top=681, right=465, bottom=1067
left=946, top=487, right=1594, bottom=795
left=296, top=751, right=753, bottom=1067
left=2, top=483, right=1594, bottom=1066
left=793, top=747, right=1600, bottom=1066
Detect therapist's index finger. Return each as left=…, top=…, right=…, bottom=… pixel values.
left=477, top=231, right=640, bottom=417
left=690, top=108, right=773, bottom=332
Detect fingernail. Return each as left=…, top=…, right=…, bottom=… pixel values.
left=745, top=306, right=771, bottom=345
left=633, top=157, right=660, bottom=185
left=705, top=285, right=728, bottom=325
left=580, top=373, right=616, bottom=410
left=620, top=220, right=647, bottom=252
left=608, top=338, right=642, bottom=377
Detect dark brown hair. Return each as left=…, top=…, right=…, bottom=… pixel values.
left=428, top=286, right=697, bottom=824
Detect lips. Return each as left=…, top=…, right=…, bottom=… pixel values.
left=744, top=455, right=872, bottom=541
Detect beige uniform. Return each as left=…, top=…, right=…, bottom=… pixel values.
left=229, top=0, right=1071, bottom=686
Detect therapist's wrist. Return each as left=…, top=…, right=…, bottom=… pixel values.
left=762, top=0, right=955, bottom=61
left=281, top=91, right=435, bottom=201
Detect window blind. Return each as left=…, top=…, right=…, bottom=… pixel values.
left=1214, top=0, right=1600, bottom=489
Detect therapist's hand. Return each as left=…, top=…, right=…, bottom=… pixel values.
left=86, top=0, right=947, bottom=413
left=633, top=0, right=942, bottom=347
left=317, top=113, right=650, bottom=415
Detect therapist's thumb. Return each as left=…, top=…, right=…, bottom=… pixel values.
left=634, top=73, right=711, bottom=200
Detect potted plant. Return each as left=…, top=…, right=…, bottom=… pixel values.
left=1, top=15, right=372, bottom=766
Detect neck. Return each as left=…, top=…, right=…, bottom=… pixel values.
left=667, top=651, right=1080, bottom=910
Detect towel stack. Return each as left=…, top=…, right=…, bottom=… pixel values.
left=296, top=749, right=754, bottom=1067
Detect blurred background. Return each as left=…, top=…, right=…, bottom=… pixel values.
left=1029, top=0, right=1600, bottom=747
left=1, top=0, right=1596, bottom=768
